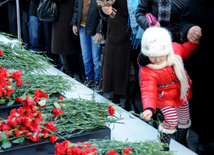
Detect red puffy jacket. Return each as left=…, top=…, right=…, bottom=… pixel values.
left=140, top=41, right=199, bottom=113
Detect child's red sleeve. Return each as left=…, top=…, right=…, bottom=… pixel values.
left=172, top=41, right=200, bottom=60
left=140, top=67, right=158, bottom=113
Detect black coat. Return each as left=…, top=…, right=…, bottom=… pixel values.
left=52, top=0, right=81, bottom=55
left=179, top=0, right=214, bottom=142
left=100, top=0, right=132, bottom=96
left=136, top=0, right=187, bottom=42
left=71, top=0, right=101, bottom=36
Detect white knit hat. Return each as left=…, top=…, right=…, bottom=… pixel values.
left=141, top=27, right=189, bottom=102
left=141, top=27, right=173, bottom=57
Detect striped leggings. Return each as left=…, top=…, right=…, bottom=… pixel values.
left=160, top=102, right=190, bottom=130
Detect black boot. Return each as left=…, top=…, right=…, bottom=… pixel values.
left=159, top=132, right=173, bottom=151
left=158, top=125, right=175, bottom=151
left=175, top=128, right=189, bottom=147
left=175, top=120, right=191, bottom=148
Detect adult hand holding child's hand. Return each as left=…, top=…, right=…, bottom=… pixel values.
left=187, top=26, right=202, bottom=43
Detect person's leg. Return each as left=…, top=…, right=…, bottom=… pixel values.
left=21, top=10, right=30, bottom=49
left=79, top=27, right=94, bottom=87
left=160, top=106, right=178, bottom=151
left=90, top=36, right=102, bottom=93
left=175, top=102, right=191, bottom=147
left=8, top=1, right=17, bottom=36
left=91, top=36, right=102, bottom=83
left=60, top=54, right=73, bottom=77
left=28, top=16, right=43, bottom=51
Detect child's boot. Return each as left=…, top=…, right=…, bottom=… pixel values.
left=175, top=120, right=191, bottom=148
left=158, top=124, right=176, bottom=151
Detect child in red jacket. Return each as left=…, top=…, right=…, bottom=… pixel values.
left=138, top=27, right=199, bottom=151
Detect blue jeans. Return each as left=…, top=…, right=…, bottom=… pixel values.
left=79, top=27, right=102, bottom=83
left=28, top=16, right=43, bottom=51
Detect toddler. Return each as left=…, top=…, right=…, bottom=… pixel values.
left=138, top=27, right=199, bottom=150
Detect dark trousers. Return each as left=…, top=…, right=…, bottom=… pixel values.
left=8, top=1, right=17, bottom=36
left=21, top=10, right=29, bottom=44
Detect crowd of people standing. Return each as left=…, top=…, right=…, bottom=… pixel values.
left=0, top=0, right=214, bottom=154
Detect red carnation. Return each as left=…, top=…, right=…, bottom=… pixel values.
left=34, top=89, right=48, bottom=99
left=63, top=140, right=71, bottom=149
left=47, top=121, right=57, bottom=132
left=0, top=50, right=3, bottom=55
left=15, top=97, right=24, bottom=103
left=9, top=109, right=17, bottom=115
left=16, top=79, right=23, bottom=87
left=14, top=129, right=20, bottom=137
left=26, top=99, right=35, bottom=106
left=66, top=148, right=73, bottom=155
left=0, top=123, right=11, bottom=131
left=55, top=142, right=67, bottom=155
left=11, top=70, right=22, bottom=80
left=59, top=96, right=63, bottom=100
left=52, top=108, right=63, bottom=117
left=72, top=146, right=83, bottom=155
left=22, top=117, right=31, bottom=127
left=34, top=96, right=39, bottom=102
left=108, top=105, right=115, bottom=116
left=36, top=112, right=43, bottom=119
left=107, top=150, right=118, bottom=155
left=42, top=127, right=49, bottom=134
left=123, top=148, right=131, bottom=155
left=19, top=126, right=27, bottom=131
left=43, top=134, right=47, bottom=139
left=29, top=134, right=38, bottom=142
left=25, top=132, right=31, bottom=137
left=50, top=134, right=57, bottom=143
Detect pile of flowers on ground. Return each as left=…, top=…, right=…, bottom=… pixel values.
left=0, top=33, right=51, bottom=73
left=0, top=89, right=120, bottom=150
left=54, top=139, right=175, bottom=155
left=17, top=73, right=73, bottom=96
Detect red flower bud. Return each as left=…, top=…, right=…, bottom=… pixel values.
left=108, top=105, right=115, bottom=116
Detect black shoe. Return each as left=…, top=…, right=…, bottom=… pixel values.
left=196, top=142, right=209, bottom=155
left=84, top=77, right=94, bottom=88
left=94, top=81, right=103, bottom=94
left=112, top=94, right=121, bottom=104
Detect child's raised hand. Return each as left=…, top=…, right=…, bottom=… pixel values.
left=141, top=109, right=153, bottom=121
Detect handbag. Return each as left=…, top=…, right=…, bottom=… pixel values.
left=145, top=13, right=157, bottom=26
left=37, top=0, right=58, bottom=22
